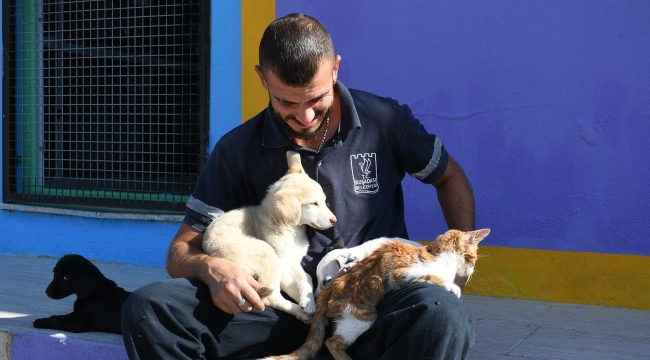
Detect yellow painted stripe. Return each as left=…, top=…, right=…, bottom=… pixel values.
left=242, top=0, right=275, bottom=122
left=460, top=246, right=650, bottom=310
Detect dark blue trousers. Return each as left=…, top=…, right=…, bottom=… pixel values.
left=121, top=278, right=474, bottom=359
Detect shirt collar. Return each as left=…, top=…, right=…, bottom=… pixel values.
left=261, top=81, right=361, bottom=149
left=261, top=106, right=292, bottom=149
left=336, top=81, right=362, bottom=134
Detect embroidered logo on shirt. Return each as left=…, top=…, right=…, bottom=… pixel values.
left=350, top=153, right=379, bottom=194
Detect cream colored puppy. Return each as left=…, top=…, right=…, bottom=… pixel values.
left=203, top=151, right=336, bottom=322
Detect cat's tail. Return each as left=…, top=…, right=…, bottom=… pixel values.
left=259, top=304, right=329, bottom=360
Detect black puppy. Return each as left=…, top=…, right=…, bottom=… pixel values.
left=33, top=254, right=131, bottom=334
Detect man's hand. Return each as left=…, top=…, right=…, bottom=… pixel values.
left=166, top=222, right=266, bottom=315
left=201, top=256, right=266, bottom=314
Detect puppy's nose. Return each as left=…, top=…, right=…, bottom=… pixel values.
left=45, top=288, right=53, bottom=298
left=330, top=217, right=337, bottom=225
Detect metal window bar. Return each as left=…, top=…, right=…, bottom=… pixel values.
left=4, top=0, right=208, bottom=212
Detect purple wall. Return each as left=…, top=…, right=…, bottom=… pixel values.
left=10, top=333, right=127, bottom=360
left=277, top=1, right=650, bottom=255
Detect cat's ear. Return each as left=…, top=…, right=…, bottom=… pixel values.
left=325, top=236, right=346, bottom=253
left=468, top=228, right=491, bottom=245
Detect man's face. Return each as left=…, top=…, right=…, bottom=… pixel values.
left=256, top=57, right=340, bottom=141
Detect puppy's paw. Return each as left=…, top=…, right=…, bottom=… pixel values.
left=444, top=283, right=462, bottom=298
left=300, top=298, right=316, bottom=315
left=33, top=317, right=53, bottom=329
left=295, top=309, right=312, bottom=324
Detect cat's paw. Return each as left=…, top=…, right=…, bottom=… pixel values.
left=339, top=256, right=359, bottom=274
left=444, top=283, right=462, bottom=298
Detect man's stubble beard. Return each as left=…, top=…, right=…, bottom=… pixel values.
left=273, top=105, right=333, bottom=141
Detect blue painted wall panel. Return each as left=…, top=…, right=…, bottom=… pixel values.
left=209, top=1, right=242, bottom=151
left=0, top=210, right=178, bottom=266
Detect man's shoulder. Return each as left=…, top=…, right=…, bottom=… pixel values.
left=347, top=88, right=411, bottom=130
left=348, top=88, right=406, bottom=117
left=348, top=88, right=400, bottom=108
left=213, top=112, right=266, bottom=154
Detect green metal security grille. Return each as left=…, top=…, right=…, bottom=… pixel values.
left=3, top=0, right=209, bottom=212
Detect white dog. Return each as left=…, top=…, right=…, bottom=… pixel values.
left=202, top=151, right=336, bottom=322
left=315, top=237, right=422, bottom=297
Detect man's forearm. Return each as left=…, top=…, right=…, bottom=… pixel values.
left=437, top=184, right=475, bottom=231
left=166, top=222, right=212, bottom=280
left=435, top=162, right=475, bottom=231
left=167, top=239, right=212, bottom=279
left=433, top=157, right=476, bottom=290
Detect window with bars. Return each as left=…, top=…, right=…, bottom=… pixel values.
left=3, top=0, right=209, bottom=213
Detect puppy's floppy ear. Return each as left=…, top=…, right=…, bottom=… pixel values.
left=286, top=151, right=305, bottom=174
left=273, top=189, right=301, bottom=226
left=74, top=266, right=102, bottom=299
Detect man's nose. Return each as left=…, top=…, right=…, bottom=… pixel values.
left=295, top=107, right=316, bottom=124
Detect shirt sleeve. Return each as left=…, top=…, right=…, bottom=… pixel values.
left=183, top=143, right=249, bottom=233
left=396, top=104, right=449, bottom=184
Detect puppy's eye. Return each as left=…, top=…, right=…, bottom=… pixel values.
left=63, top=276, right=68, bottom=281
left=310, top=201, right=317, bottom=206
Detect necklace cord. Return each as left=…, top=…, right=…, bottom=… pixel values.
left=317, top=116, right=330, bottom=153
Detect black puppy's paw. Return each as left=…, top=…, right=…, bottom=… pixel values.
left=33, top=317, right=54, bottom=328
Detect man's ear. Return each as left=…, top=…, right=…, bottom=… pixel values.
left=332, top=55, right=341, bottom=83
left=254, top=65, right=268, bottom=90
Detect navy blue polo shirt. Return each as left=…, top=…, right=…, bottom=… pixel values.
left=184, top=81, right=448, bottom=277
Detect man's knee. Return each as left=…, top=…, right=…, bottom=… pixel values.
left=121, top=279, right=192, bottom=334
left=122, top=281, right=159, bottom=333
left=415, top=285, right=472, bottom=325
left=349, top=284, right=474, bottom=359
left=382, top=283, right=474, bottom=335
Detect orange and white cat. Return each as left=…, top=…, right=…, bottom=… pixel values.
left=263, top=228, right=490, bottom=360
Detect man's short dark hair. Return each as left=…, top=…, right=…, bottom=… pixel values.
left=259, top=13, right=335, bottom=87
